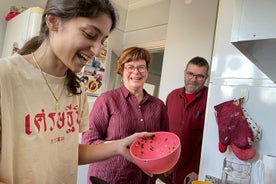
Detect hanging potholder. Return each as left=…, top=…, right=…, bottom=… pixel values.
left=241, top=107, right=262, bottom=142
left=214, top=98, right=254, bottom=151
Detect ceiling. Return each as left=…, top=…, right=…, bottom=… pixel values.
left=112, top=0, right=165, bottom=10
left=26, top=0, right=164, bottom=11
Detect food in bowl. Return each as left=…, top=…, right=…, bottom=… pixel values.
left=130, top=131, right=181, bottom=174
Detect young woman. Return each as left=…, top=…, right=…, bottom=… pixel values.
left=82, top=47, right=169, bottom=184
left=0, top=1, right=151, bottom=183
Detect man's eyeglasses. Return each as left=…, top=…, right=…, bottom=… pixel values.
left=185, top=71, right=206, bottom=81
left=124, top=65, right=147, bottom=73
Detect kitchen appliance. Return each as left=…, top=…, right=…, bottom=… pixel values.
left=2, top=7, right=43, bottom=57
left=231, top=0, right=276, bottom=83
left=221, top=157, right=251, bottom=184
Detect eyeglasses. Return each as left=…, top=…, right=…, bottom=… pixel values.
left=124, top=65, right=147, bottom=73
left=185, top=71, right=206, bottom=81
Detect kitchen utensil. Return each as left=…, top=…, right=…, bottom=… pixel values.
left=130, top=131, right=181, bottom=174
left=89, top=176, right=108, bottom=184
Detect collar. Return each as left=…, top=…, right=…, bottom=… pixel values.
left=120, top=85, right=152, bottom=103
left=178, top=86, right=206, bottom=99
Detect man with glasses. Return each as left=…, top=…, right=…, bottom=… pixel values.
left=164, top=56, right=209, bottom=184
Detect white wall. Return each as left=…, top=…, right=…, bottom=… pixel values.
left=108, top=1, right=127, bottom=56
left=158, top=0, right=219, bottom=101
left=123, top=0, right=170, bottom=51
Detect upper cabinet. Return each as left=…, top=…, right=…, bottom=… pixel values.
left=231, top=0, right=276, bottom=41
left=231, top=0, right=276, bottom=83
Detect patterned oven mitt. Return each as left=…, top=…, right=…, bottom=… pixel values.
left=241, top=107, right=262, bottom=143
left=214, top=98, right=259, bottom=160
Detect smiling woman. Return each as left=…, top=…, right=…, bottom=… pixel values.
left=0, top=1, right=154, bottom=184
left=81, top=46, right=169, bottom=184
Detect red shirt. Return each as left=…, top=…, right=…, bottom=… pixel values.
left=82, top=85, right=169, bottom=184
left=166, top=86, right=208, bottom=184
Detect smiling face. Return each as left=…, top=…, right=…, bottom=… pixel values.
left=48, top=14, right=112, bottom=73
left=123, top=59, right=149, bottom=92
left=184, top=63, right=208, bottom=94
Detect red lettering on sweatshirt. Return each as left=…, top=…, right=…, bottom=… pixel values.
left=25, top=104, right=79, bottom=135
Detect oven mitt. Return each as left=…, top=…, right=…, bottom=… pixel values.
left=241, top=107, right=262, bottom=142
left=214, top=101, right=232, bottom=152
left=230, top=109, right=254, bottom=149
left=214, top=98, right=254, bottom=152
left=230, top=143, right=256, bottom=160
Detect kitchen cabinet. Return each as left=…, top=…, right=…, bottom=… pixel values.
left=231, top=0, right=276, bottom=83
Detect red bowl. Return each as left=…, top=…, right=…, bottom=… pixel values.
left=130, top=131, right=181, bottom=174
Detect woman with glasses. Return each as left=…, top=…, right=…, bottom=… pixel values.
left=164, top=56, right=209, bottom=184
left=82, top=47, right=169, bottom=184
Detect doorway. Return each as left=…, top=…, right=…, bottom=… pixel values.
left=146, top=49, right=164, bottom=97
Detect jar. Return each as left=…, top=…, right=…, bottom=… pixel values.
left=221, top=157, right=252, bottom=184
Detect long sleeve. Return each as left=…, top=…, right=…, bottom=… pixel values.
left=81, top=85, right=168, bottom=184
